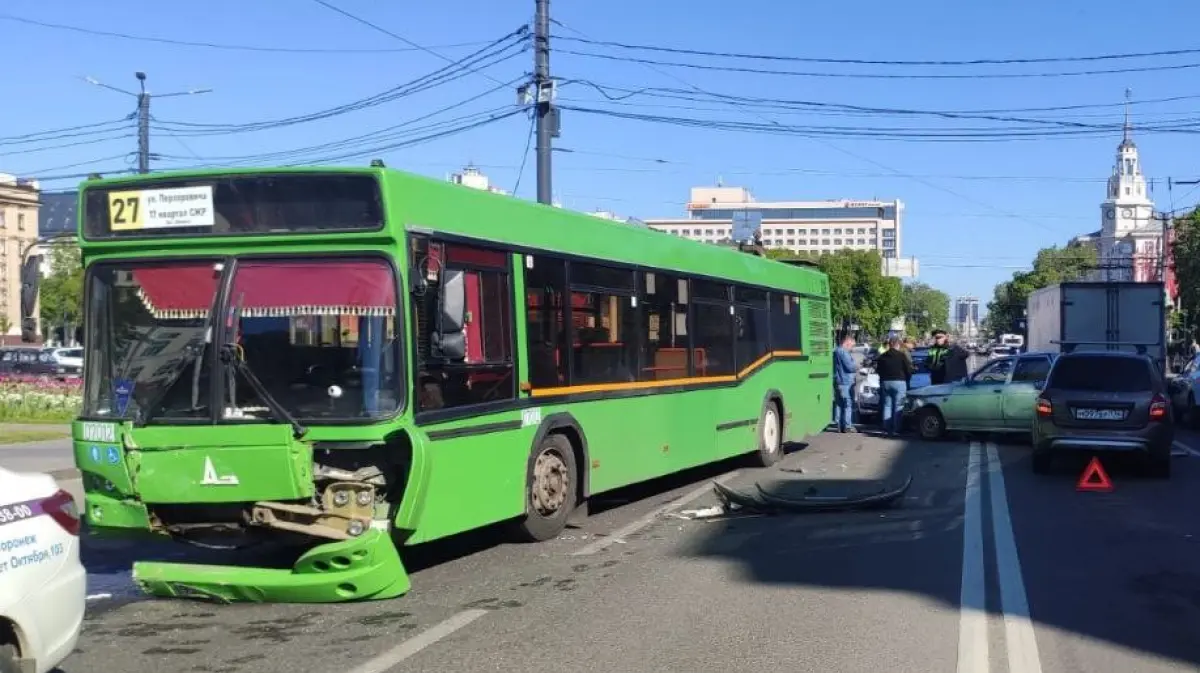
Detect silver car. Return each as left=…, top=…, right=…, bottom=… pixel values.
left=1031, top=351, right=1173, bottom=477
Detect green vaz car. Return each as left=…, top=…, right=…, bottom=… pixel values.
left=904, top=352, right=1056, bottom=440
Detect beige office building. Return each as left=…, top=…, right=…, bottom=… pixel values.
left=0, top=175, right=40, bottom=342
left=645, top=186, right=904, bottom=257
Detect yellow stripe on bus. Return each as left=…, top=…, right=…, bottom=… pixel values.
left=529, top=349, right=806, bottom=398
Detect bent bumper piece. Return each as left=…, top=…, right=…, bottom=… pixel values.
left=133, top=529, right=409, bottom=603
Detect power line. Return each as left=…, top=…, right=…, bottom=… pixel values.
left=312, top=0, right=513, bottom=87
left=152, top=77, right=523, bottom=167
left=559, top=104, right=1197, bottom=142
left=549, top=20, right=1077, bottom=237
left=152, top=30, right=527, bottom=136
left=0, top=118, right=132, bottom=145
left=555, top=34, right=1200, bottom=67
left=558, top=82, right=1200, bottom=130
left=0, top=12, right=500, bottom=54
left=559, top=48, right=1200, bottom=80
left=512, top=111, right=537, bottom=196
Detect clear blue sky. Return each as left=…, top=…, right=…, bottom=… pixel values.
left=4, top=0, right=1200, bottom=308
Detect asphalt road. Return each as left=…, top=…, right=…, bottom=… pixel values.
left=0, top=422, right=1182, bottom=673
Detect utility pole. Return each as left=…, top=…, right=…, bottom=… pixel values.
left=532, top=0, right=556, bottom=205
left=83, top=73, right=212, bottom=174
left=136, top=72, right=150, bottom=173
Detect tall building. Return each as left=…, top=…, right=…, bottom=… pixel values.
left=954, top=296, right=980, bottom=338
left=0, top=174, right=41, bottom=342
left=644, top=185, right=916, bottom=276
left=1074, top=94, right=1166, bottom=285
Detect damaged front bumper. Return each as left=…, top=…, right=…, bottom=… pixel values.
left=133, top=529, right=409, bottom=603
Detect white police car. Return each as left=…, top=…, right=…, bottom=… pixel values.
left=0, top=467, right=85, bottom=673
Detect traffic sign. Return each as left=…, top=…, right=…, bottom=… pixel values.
left=1076, top=456, right=1113, bottom=492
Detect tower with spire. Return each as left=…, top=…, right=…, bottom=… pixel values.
left=1097, top=88, right=1156, bottom=281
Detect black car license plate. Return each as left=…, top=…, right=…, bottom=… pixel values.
left=1073, top=407, right=1126, bottom=421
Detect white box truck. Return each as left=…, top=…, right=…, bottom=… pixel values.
left=1026, top=282, right=1167, bottom=371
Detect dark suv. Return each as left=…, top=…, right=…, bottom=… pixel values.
left=1032, top=351, right=1173, bottom=477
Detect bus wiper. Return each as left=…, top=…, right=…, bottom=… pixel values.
left=133, top=305, right=220, bottom=427
left=221, top=344, right=308, bottom=439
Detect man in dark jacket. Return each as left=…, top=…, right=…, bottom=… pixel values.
left=928, top=330, right=970, bottom=385
left=875, top=337, right=914, bottom=436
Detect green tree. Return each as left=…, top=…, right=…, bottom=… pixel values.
left=38, top=244, right=83, bottom=342
left=762, top=247, right=903, bottom=339
left=1172, top=208, right=1200, bottom=341
left=902, top=282, right=950, bottom=335
left=984, top=243, right=1097, bottom=336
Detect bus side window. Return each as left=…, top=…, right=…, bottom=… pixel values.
left=413, top=240, right=516, bottom=411
left=733, top=285, right=770, bottom=371
left=524, top=255, right=569, bottom=388
left=568, top=262, right=637, bottom=386
left=638, top=271, right=689, bottom=382
left=775, top=295, right=804, bottom=353
left=691, top=279, right=735, bottom=377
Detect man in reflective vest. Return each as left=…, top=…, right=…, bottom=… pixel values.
left=928, top=329, right=970, bottom=385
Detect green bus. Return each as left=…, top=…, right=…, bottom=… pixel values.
left=66, top=165, right=833, bottom=603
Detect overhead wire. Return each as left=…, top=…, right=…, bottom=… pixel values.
left=153, top=75, right=526, bottom=168
left=549, top=19, right=1082, bottom=235
left=153, top=28, right=529, bottom=136
left=0, top=12, right=501, bottom=54
left=554, top=35, right=1200, bottom=67
left=558, top=48, right=1200, bottom=80
left=312, top=0, right=513, bottom=87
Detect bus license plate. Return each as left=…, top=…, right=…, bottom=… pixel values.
left=1073, top=408, right=1125, bottom=421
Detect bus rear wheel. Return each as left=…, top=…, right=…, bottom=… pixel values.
left=513, top=434, right=577, bottom=542
left=751, top=401, right=784, bottom=467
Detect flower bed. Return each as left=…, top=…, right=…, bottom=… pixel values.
left=0, top=374, right=82, bottom=422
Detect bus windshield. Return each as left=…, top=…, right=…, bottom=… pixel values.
left=83, top=257, right=404, bottom=423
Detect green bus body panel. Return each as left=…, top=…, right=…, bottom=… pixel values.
left=72, top=165, right=831, bottom=602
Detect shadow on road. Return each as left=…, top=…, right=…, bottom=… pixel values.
left=678, top=425, right=1200, bottom=668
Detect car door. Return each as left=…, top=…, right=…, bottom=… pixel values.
left=940, top=357, right=1014, bottom=429
left=1001, top=355, right=1053, bottom=430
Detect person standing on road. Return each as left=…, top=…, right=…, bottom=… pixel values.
left=833, top=334, right=858, bottom=433
left=901, top=337, right=916, bottom=388
left=875, top=337, right=913, bottom=437
left=927, top=329, right=970, bottom=385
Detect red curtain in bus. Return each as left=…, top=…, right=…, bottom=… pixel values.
left=133, top=261, right=397, bottom=320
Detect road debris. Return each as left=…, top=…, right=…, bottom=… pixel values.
left=670, top=474, right=914, bottom=519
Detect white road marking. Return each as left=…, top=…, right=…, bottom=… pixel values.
left=348, top=609, right=489, bottom=673
left=1173, top=440, right=1200, bottom=459
left=571, top=470, right=740, bottom=556
left=957, top=441, right=989, bottom=673
left=986, top=442, right=1044, bottom=673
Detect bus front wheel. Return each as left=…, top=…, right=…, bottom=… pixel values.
left=514, top=433, right=578, bottom=542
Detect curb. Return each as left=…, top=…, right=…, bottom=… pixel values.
left=49, top=468, right=81, bottom=480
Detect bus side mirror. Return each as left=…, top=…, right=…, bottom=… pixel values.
left=430, top=269, right=467, bottom=361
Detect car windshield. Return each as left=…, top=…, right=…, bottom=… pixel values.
left=83, top=257, right=404, bottom=423
left=1047, top=356, right=1153, bottom=393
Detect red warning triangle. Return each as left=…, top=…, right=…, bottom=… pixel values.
left=1076, top=456, right=1113, bottom=492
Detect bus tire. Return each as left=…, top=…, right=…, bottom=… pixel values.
left=514, top=433, right=577, bottom=542
left=751, top=399, right=784, bottom=467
